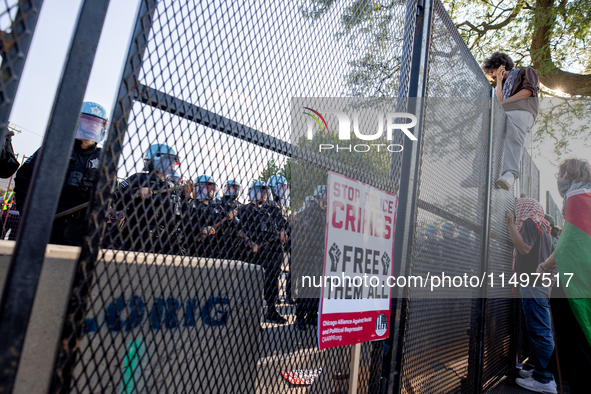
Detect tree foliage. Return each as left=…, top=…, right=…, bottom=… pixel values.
left=290, top=127, right=398, bottom=211
left=300, top=0, right=407, bottom=97
left=300, top=0, right=591, bottom=155
left=257, top=158, right=282, bottom=183
left=444, top=0, right=591, bottom=155
left=446, top=0, right=591, bottom=96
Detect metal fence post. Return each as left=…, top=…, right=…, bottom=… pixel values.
left=50, top=1, right=158, bottom=391
left=381, top=0, right=434, bottom=392
left=0, top=0, right=44, bottom=153
left=0, top=0, right=110, bottom=391
left=472, top=87, right=496, bottom=393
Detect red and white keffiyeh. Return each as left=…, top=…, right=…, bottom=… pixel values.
left=515, top=197, right=552, bottom=235
left=511, top=198, right=552, bottom=283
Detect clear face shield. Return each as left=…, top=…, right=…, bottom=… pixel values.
left=196, top=182, right=216, bottom=200
left=225, top=184, right=241, bottom=197
left=251, top=186, right=268, bottom=203
left=153, top=154, right=179, bottom=176
left=273, top=183, right=288, bottom=206
left=75, top=114, right=107, bottom=143
left=274, top=184, right=288, bottom=199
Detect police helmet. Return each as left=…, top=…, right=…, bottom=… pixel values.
left=441, top=222, right=457, bottom=239
left=223, top=180, right=241, bottom=197
left=143, top=144, right=180, bottom=176
left=75, top=101, right=108, bottom=143
left=248, top=180, right=268, bottom=202
left=267, top=175, right=288, bottom=199
left=194, top=175, right=217, bottom=200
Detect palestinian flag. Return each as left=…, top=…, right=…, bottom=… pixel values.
left=555, top=188, right=591, bottom=346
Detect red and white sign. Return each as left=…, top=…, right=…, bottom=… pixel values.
left=318, top=171, right=397, bottom=349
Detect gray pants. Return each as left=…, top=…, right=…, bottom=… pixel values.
left=502, top=110, right=534, bottom=178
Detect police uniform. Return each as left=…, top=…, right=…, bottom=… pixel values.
left=240, top=201, right=287, bottom=321
left=15, top=140, right=101, bottom=246
left=265, top=199, right=292, bottom=300
left=216, top=196, right=248, bottom=260
left=115, top=171, right=185, bottom=254
left=220, top=195, right=240, bottom=211
left=294, top=201, right=325, bottom=329
left=185, top=198, right=226, bottom=258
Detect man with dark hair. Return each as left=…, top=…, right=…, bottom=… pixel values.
left=482, top=52, right=540, bottom=190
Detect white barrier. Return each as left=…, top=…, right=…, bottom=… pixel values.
left=0, top=242, right=264, bottom=394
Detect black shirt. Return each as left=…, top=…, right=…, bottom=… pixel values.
left=502, top=67, right=540, bottom=118
left=516, top=219, right=555, bottom=279
left=186, top=199, right=225, bottom=257
left=15, top=140, right=101, bottom=213
left=240, top=202, right=283, bottom=245
left=115, top=171, right=185, bottom=253
left=0, top=135, right=19, bottom=178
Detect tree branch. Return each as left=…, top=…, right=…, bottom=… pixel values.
left=456, top=0, right=524, bottom=34
left=530, top=0, right=591, bottom=95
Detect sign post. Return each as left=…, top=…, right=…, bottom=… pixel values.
left=318, top=171, right=397, bottom=351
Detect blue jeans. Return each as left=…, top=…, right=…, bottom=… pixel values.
left=521, top=286, right=554, bottom=384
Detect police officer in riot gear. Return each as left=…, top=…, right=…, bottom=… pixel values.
left=267, top=175, right=289, bottom=209
left=220, top=180, right=241, bottom=211
left=115, top=143, right=187, bottom=254
left=15, top=101, right=107, bottom=246
left=240, top=180, right=288, bottom=324
left=186, top=175, right=234, bottom=257
left=266, top=174, right=293, bottom=303
left=294, top=185, right=326, bottom=330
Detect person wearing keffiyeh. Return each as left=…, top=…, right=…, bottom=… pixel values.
left=506, top=197, right=557, bottom=392
left=481, top=52, right=540, bottom=191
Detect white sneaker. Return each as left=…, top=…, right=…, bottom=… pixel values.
left=496, top=172, right=515, bottom=190
left=515, top=376, right=557, bottom=394
left=519, top=369, right=534, bottom=378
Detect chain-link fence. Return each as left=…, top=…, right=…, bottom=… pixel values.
left=0, top=0, right=43, bottom=149
left=49, top=0, right=416, bottom=393
left=0, top=0, right=545, bottom=393
left=399, top=0, right=491, bottom=390
left=396, top=1, right=540, bottom=392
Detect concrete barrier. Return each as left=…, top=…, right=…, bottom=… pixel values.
left=71, top=250, right=264, bottom=393
left=0, top=241, right=79, bottom=394
left=0, top=242, right=264, bottom=393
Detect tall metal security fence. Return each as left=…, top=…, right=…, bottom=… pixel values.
left=393, top=1, right=540, bottom=393
left=0, top=0, right=542, bottom=393
left=0, top=0, right=47, bottom=390
left=0, top=0, right=43, bottom=148
left=48, top=0, right=417, bottom=393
